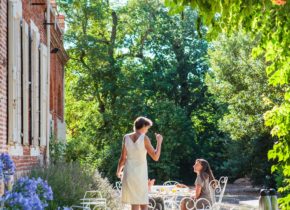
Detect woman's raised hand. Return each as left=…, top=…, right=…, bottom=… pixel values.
left=155, top=133, right=163, bottom=144
left=116, top=171, right=123, bottom=179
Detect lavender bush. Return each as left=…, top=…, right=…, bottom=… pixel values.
left=30, top=162, right=121, bottom=210
left=0, top=153, right=16, bottom=175
left=2, top=176, right=53, bottom=209
left=0, top=153, right=53, bottom=210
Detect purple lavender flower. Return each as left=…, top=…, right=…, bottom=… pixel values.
left=3, top=192, right=31, bottom=209
left=3, top=176, right=54, bottom=209
left=0, top=161, right=4, bottom=177
left=0, top=153, right=16, bottom=175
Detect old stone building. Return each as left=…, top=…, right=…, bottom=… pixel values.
left=0, top=0, right=68, bottom=173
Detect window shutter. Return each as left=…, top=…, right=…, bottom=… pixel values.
left=40, top=44, right=48, bottom=146
left=22, top=20, right=29, bottom=145
left=8, top=0, right=22, bottom=145
left=30, top=21, right=40, bottom=147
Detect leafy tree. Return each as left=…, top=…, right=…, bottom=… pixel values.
left=205, top=32, right=283, bottom=185
left=60, top=0, right=228, bottom=184
left=165, top=1, right=290, bottom=207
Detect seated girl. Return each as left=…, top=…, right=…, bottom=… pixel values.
left=180, top=159, right=215, bottom=210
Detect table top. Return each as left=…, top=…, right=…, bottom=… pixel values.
left=149, top=185, right=194, bottom=197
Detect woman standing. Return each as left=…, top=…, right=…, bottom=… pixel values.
left=116, top=117, right=163, bottom=210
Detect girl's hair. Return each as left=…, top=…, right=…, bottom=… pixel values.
left=134, top=116, right=153, bottom=131
left=196, top=159, right=215, bottom=182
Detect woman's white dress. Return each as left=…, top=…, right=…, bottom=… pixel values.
left=121, top=134, right=149, bottom=205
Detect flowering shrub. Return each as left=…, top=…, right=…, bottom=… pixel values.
left=0, top=153, right=53, bottom=209
left=2, top=192, right=42, bottom=209
left=0, top=153, right=16, bottom=175
left=2, top=177, right=53, bottom=209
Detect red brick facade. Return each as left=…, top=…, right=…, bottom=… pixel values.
left=0, top=0, right=8, bottom=153
left=0, top=0, right=68, bottom=173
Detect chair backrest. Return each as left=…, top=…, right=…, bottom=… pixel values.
left=180, top=197, right=212, bottom=210
left=163, top=180, right=180, bottom=186
left=148, top=197, right=156, bottom=210
left=115, top=181, right=122, bottom=192
left=209, top=176, right=228, bottom=204
left=83, top=190, right=103, bottom=199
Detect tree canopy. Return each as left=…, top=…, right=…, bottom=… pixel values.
left=165, top=0, right=290, bottom=208
left=58, top=1, right=289, bottom=208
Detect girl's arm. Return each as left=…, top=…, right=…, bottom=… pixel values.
left=144, top=134, right=163, bottom=161
left=176, top=184, right=189, bottom=188
left=116, top=137, right=127, bottom=178
left=194, top=185, right=202, bottom=199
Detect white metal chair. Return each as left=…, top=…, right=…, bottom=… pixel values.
left=163, top=181, right=180, bottom=186
left=71, top=191, right=107, bottom=210
left=179, top=176, right=230, bottom=210
left=163, top=194, right=179, bottom=210
left=209, top=177, right=228, bottom=205
left=149, top=196, right=157, bottom=210
left=180, top=197, right=212, bottom=210
left=113, top=181, right=122, bottom=197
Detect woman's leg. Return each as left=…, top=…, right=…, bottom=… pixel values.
left=131, top=205, right=140, bottom=210
left=140, top=204, right=148, bottom=210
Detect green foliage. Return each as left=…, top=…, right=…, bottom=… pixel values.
left=61, top=0, right=229, bottom=185
left=205, top=32, right=281, bottom=185
left=165, top=1, right=290, bottom=207
left=49, top=135, right=67, bottom=164
left=29, top=163, right=121, bottom=210
left=265, top=100, right=290, bottom=209
left=206, top=32, right=281, bottom=140
left=30, top=162, right=94, bottom=209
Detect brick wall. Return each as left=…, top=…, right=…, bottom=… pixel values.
left=0, top=0, right=68, bottom=173
left=0, top=0, right=8, bottom=153
left=22, top=0, right=47, bottom=44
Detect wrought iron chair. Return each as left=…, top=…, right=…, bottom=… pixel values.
left=180, top=197, right=212, bottom=210
left=71, top=190, right=107, bottom=210
left=149, top=196, right=157, bottom=210
left=113, top=181, right=122, bottom=197
left=163, top=181, right=180, bottom=186
left=209, top=177, right=228, bottom=205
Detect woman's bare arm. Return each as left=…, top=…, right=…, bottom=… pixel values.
left=144, top=133, right=163, bottom=161
left=116, top=136, right=127, bottom=178
left=194, top=185, right=202, bottom=199
left=176, top=184, right=189, bottom=188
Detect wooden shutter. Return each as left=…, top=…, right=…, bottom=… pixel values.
left=30, top=21, right=40, bottom=147
left=40, top=44, right=48, bottom=146
left=8, top=0, right=22, bottom=145
left=22, top=20, right=29, bottom=145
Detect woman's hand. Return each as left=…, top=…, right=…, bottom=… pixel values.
left=116, top=171, right=123, bottom=179
left=155, top=133, right=163, bottom=144
left=145, top=135, right=163, bottom=161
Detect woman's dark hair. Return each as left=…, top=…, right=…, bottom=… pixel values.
left=196, top=159, right=215, bottom=182
left=134, top=117, right=153, bottom=131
